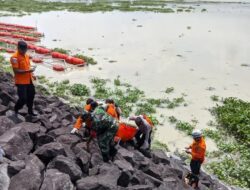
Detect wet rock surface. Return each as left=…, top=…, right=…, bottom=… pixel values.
left=0, top=70, right=237, bottom=190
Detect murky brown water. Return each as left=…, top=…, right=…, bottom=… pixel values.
left=1, top=3, right=250, bottom=152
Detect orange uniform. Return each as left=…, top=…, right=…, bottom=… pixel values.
left=106, top=103, right=119, bottom=120
left=74, top=104, right=93, bottom=130
left=189, top=137, right=206, bottom=162
left=10, top=51, right=33, bottom=84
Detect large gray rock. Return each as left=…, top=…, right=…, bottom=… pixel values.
left=56, top=134, right=81, bottom=147
left=40, top=169, right=74, bottom=190
left=16, top=122, right=46, bottom=141
left=0, top=116, right=14, bottom=136
left=0, top=105, right=8, bottom=115
left=73, top=145, right=90, bottom=174
left=34, top=142, right=66, bottom=164
left=0, top=91, right=15, bottom=106
left=9, top=155, right=44, bottom=190
left=48, top=127, right=72, bottom=138
left=76, top=163, right=121, bottom=190
left=35, top=134, right=55, bottom=148
left=0, top=163, right=10, bottom=190
left=47, top=155, right=82, bottom=182
left=151, top=149, right=170, bottom=165
left=0, top=126, right=33, bottom=161
left=7, top=160, right=25, bottom=177
left=127, top=185, right=153, bottom=190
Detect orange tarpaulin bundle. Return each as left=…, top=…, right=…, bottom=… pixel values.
left=116, top=122, right=137, bottom=142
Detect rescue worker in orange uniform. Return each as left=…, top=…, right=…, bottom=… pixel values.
left=71, top=98, right=98, bottom=135
left=185, top=129, right=206, bottom=188
left=104, top=99, right=122, bottom=120
left=10, top=41, right=37, bottom=116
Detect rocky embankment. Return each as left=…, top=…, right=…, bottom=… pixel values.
left=0, top=70, right=238, bottom=190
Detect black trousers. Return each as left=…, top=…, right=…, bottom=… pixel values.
left=135, top=130, right=152, bottom=149
left=15, top=83, right=35, bottom=114
left=190, top=159, right=202, bottom=175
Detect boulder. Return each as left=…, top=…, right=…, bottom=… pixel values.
left=76, top=163, right=121, bottom=190
left=90, top=152, right=104, bottom=167
left=0, top=91, right=15, bottom=106
left=40, top=169, right=74, bottom=190
left=114, top=159, right=134, bottom=173
left=0, top=116, right=14, bottom=136
left=0, top=105, right=8, bottom=115
left=48, top=127, right=72, bottom=138
left=73, top=146, right=90, bottom=174
left=117, top=170, right=131, bottom=187
left=56, top=134, right=81, bottom=147
left=6, top=110, right=25, bottom=124
left=0, top=126, right=33, bottom=161
left=35, top=134, right=55, bottom=148
left=0, top=163, right=10, bottom=190
left=47, top=155, right=82, bottom=182
left=34, top=142, right=66, bottom=164
left=16, top=122, right=46, bottom=141
left=127, top=185, right=153, bottom=190
left=9, top=167, right=43, bottom=190
left=7, top=160, right=25, bottom=177
left=151, top=149, right=170, bottom=165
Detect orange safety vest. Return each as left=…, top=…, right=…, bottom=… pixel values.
left=106, top=103, right=119, bottom=120
left=10, top=51, right=32, bottom=85
left=190, top=137, right=206, bottom=162
left=143, top=115, right=154, bottom=128
left=74, top=104, right=93, bottom=130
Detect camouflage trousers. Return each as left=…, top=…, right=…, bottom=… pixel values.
left=97, top=124, right=118, bottom=161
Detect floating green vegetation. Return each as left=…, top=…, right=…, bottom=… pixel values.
left=175, top=121, right=194, bottom=135
left=70, top=84, right=90, bottom=96
left=165, top=87, right=174, bottom=94
left=168, top=116, right=178, bottom=123
left=206, top=97, right=250, bottom=188
left=152, top=140, right=169, bottom=152
left=0, top=0, right=178, bottom=15
left=74, top=54, right=97, bottom=65
left=210, top=95, right=220, bottom=102
left=52, top=48, right=70, bottom=54
left=201, top=8, right=207, bottom=12
left=241, top=63, right=250, bottom=67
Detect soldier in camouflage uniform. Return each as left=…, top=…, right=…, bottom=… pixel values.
left=80, top=106, right=119, bottom=162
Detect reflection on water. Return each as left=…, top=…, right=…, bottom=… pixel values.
left=1, top=3, right=250, bottom=151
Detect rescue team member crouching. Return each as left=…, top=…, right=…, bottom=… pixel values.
left=185, top=129, right=206, bottom=189
left=76, top=106, right=119, bottom=162
left=71, top=98, right=98, bottom=136
left=129, top=115, right=153, bottom=150
left=10, top=41, right=37, bottom=117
